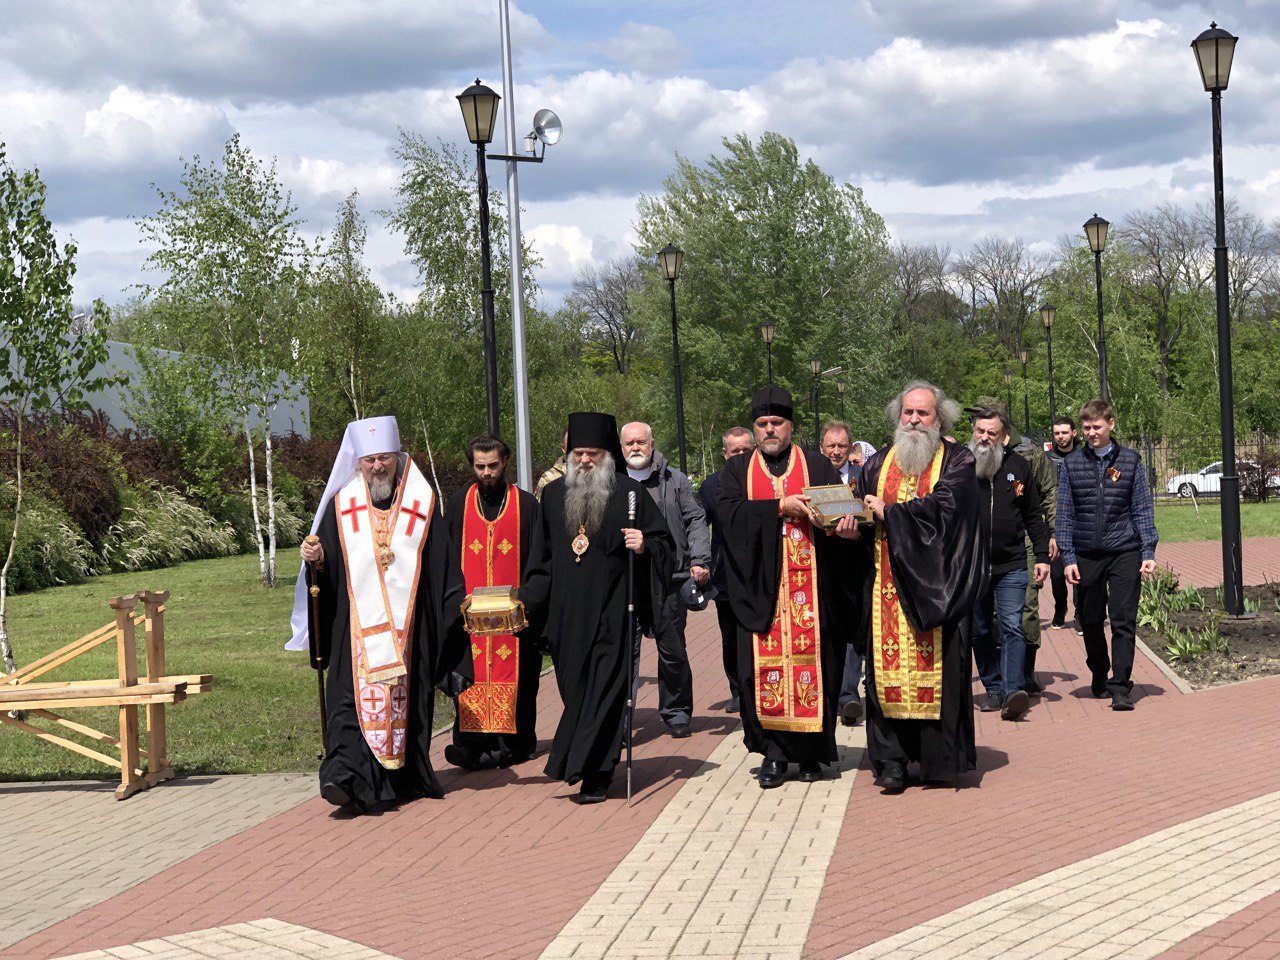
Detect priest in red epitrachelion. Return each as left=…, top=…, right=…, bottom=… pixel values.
left=291, top=416, right=471, bottom=813
left=444, top=435, right=548, bottom=771
left=717, top=387, right=861, bottom=790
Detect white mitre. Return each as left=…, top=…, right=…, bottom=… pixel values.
left=286, top=416, right=402, bottom=652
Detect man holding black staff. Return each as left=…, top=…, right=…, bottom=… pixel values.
left=538, top=413, right=674, bottom=804
left=444, top=435, right=548, bottom=771
left=289, top=416, right=471, bottom=813
left=717, top=388, right=860, bottom=789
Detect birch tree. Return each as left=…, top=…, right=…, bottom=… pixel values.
left=0, top=146, right=109, bottom=671
left=138, top=135, right=309, bottom=587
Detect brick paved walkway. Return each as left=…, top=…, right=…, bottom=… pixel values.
left=7, top=536, right=1280, bottom=960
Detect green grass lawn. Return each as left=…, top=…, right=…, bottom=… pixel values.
left=0, top=553, right=455, bottom=782
left=1154, top=500, right=1280, bottom=543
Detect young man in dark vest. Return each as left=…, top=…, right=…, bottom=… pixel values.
left=1055, top=400, right=1158, bottom=711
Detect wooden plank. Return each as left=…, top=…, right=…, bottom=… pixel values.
left=4, top=625, right=117, bottom=685
left=8, top=674, right=210, bottom=690
left=28, top=709, right=121, bottom=746
left=0, top=682, right=182, bottom=703
left=142, top=592, right=168, bottom=774
left=0, top=714, right=123, bottom=769
left=0, top=691, right=184, bottom=711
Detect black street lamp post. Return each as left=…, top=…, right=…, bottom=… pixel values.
left=1019, top=346, right=1031, bottom=434
left=760, top=320, right=776, bottom=386
left=809, top=356, right=823, bottom=443
left=1004, top=368, right=1013, bottom=417
left=458, top=80, right=503, bottom=437
left=1041, top=303, right=1057, bottom=425
left=836, top=376, right=846, bottom=421
left=1193, top=21, right=1244, bottom=616
left=657, top=244, right=688, bottom=475
left=1084, top=214, right=1111, bottom=402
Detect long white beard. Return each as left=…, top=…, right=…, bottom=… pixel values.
left=565, top=453, right=617, bottom=535
left=968, top=439, right=1002, bottom=481
left=367, top=470, right=398, bottom=503
left=893, top=422, right=942, bottom=477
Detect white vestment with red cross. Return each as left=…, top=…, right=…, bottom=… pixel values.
left=335, top=457, right=435, bottom=770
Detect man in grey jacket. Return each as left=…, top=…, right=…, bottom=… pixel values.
left=621, top=421, right=712, bottom=738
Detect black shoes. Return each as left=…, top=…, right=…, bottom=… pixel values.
left=1050, top=617, right=1066, bottom=628
left=980, top=692, right=1002, bottom=712
left=878, top=761, right=906, bottom=794
left=444, top=745, right=486, bottom=770
left=1111, top=690, right=1134, bottom=711
left=1000, top=690, right=1030, bottom=721
left=839, top=700, right=864, bottom=726
left=726, top=696, right=740, bottom=714
left=758, top=759, right=788, bottom=789
left=669, top=722, right=692, bottom=739
left=321, top=781, right=365, bottom=814
left=798, top=763, right=823, bottom=783
left=572, top=776, right=610, bottom=804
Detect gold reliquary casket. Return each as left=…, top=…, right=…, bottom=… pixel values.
left=802, top=484, right=869, bottom=529
left=461, top=585, right=528, bottom=636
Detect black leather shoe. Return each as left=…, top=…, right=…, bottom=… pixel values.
left=840, top=700, right=864, bottom=726
left=669, top=722, right=692, bottom=739
left=444, top=744, right=485, bottom=770
left=571, top=783, right=608, bottom=804
left=1000, top=690, right=1030, bottom=721
left=798, top=762, right=822, bottom=783
left=878, top=762, right=906, bottom=794
left=726, top=696, right=740, bottom=714
left=320, top=781, right=353, bottom=808
left=758, top=759, right=788, bottom=789
left=1111, top=690, right=1134, bottom=711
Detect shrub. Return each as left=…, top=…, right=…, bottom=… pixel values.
left=0, top=483, right=94, bottom=592
left=99, top=484, right=239, bottom=572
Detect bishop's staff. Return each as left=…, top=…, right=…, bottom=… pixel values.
left=304, top=534, right=329, bottom=753
left=625, top=491, right=637, bottom=802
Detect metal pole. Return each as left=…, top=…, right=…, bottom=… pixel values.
left=1022, top=361, right=1030, bottom=434
left=1094, top=250, right=1108, bottom=402
left=498, top=0, right=533, bottom=489
left=1006, top=378, right=1012, bottom=415
left=812, top=375, right=820, bottom=445
left=766, top=341, right=773, bottom=387
left=476, top=142, right=500, bottom=437
left=668, top=277, right=688, bottom=475
left=1211, top=88, right=1244, bottom=616
left=1046, top=325, right=1057, bottom=425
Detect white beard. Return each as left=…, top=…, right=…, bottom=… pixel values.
left=968, top=439, right=1002, bottom=481
left=565, top=453, right=617, bottom=535
left=366, top=468, right=399, bottom=503
left=625, top=451, right=653, bottom=472
left=893, top=422, right=942, bottom=477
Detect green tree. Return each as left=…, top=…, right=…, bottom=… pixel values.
left=0, top=145, right=110, bottom=672
left=137, top=134, right=311, bottom=587
left=634, top=132, right=896, bottom=464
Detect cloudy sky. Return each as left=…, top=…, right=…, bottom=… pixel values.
left=2, top=0, right=1277, bottom=311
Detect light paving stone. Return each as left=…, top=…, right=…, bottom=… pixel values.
left=539, top=723, right=864, bottom=960
left=1, top=775, right=316, bottom=952
left=53, top=920, right=401, bottom=960
left=837, top=789, right=1280, bottom=960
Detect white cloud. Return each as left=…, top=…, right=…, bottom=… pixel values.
left=859, top=0, right=1121, bottom=44
left=602, top=23, right=688, bottom=74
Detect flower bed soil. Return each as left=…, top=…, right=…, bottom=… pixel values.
left=1142, top=583, right=1280, bottom=689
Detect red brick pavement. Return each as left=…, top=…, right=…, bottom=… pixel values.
left=11, top=611, right=739, bottom=960
left=1157, top=889, right=1280, bottom=959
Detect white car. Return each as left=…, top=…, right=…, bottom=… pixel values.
left=1166, top=461, right=1279, bottom=497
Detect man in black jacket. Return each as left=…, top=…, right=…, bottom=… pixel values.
left=1045, top=416, right=1082, bottom=630
left=699, top=426, right=755, bottom=713
left=969, top=407, right=1050, bottom=721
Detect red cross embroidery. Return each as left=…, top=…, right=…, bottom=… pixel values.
left=400, top=499, right=429, bottom=537
left=341, top=497, right=368, bottom=533
left=390, top=686, right=408, bottom=712
left=361, top=687, right=385, bottom=713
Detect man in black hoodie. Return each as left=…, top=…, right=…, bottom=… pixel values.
left=1045, top=416, right=1082, bottom=630
left=969, top=407, right=1050, bottom=721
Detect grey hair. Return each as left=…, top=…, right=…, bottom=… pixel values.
left=886, top=380, right=960, bottom=434
left=620, top=421, right=654, bottom=443
left=721, top=425, right=753, bottom=448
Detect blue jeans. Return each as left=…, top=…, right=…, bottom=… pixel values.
left=972, top=567, right=1029, bottom=700
left=839, top=642, right=862, bottom=707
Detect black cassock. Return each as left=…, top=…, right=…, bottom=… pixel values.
left=312, top=490, right=471, bottom=808
left=718, top=445, right=858, bottom=766
left=445, top=482, right=549, bottom=762
left=854, top=440, right=986, bottom=782
left=539, top=474, right=674, bottom=786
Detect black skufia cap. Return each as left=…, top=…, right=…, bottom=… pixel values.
left=750, top=386, right=794, bottom=421
left=566, top=412, right=626, bottom=472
